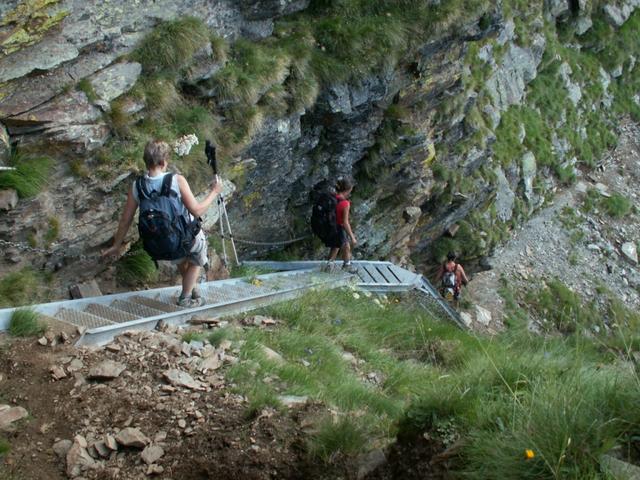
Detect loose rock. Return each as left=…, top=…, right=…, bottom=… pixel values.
left=0, top=405, right=28, bottom=428
left=115, top=427, right=150, bottom=448
left=141, top=444, right=165, bottom=465
left=88, top=360, right=126, bottom=380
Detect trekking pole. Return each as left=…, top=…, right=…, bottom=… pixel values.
left=206, top=139, right=240, bottom=267
left=219, top=195, right=240, bottom=266
left=217, top=192, right=228, bottom=266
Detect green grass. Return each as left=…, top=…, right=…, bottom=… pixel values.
left=219, top=283, right=640, bottom=472
left=0, top=151, right=52, bottom=198
left=77, top=78, right=98, bottom=102
left=308, top=417, right=370, bottom=461
left=601, top=193, right=632, bottom=219
left=43, top=217, right=60, bottom=245
left=0, top=438, right=9, bottom=455
left=0, top=268, right=49, bottom=308
left=8, top=309, right=46, bottom=337
left=115, top=243, right=158, bottom=286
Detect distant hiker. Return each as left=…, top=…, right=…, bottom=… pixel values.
left=102, top=140, right=222, bottom=307
left=311, top=177, right=358, bottom=273
left=436, top=252, right=469, bottom=301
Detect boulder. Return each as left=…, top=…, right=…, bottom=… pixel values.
left=601, top=454, right=640, bottom=479
left=0, top=189, right=18, bottom=212
left=115, top=427, right=150, bottom=448
left=88, top=360, right=126, bottom=380
left=89, top=62, right=142, bottom=103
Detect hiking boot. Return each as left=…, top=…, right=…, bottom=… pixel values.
left=321, top=261, right=337, bottom=273
left=342, top=262, right=358, bottom=274
left=177, top=295, right=205, bottom=308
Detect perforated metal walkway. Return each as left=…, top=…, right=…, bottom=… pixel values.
left=0, top=261, right=463, bottom=346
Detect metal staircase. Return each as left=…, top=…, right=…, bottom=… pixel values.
left=0, top=261, right=463, bottom=347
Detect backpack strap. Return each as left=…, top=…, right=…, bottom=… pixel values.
left=160, top=173, right=174, bottom=197
left=136, top=176, right=152, bottom=200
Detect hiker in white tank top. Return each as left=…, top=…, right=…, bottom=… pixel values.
left=102, top=140, right=222, bottom=308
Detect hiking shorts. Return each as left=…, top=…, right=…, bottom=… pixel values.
left=172, top=229, right=208, bottom=268
left=325, top=226, right=349, bottom=249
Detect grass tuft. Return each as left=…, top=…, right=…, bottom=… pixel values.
left=308, top=417, right=370, bottom=461
left=0, top=151, right=53, bottom=198
left=115, top=243, right=158, bottom=286
left=8, top=309, right=46, bottom=337
left=132, top=17, right=210, bottom=75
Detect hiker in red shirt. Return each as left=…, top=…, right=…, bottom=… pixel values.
left=436, top=252, right=469, bottom=300
left=326, top=177, right=358, bottom=273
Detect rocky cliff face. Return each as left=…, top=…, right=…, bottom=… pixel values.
left=0, top=0, right=639, bottom=297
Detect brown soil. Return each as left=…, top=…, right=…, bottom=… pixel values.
left=0, top=329, right=447, bottom=480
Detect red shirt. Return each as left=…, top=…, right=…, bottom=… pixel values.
left=336, top=195, right=350, bottom=226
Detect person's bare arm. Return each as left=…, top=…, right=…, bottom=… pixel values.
left=458, top=265, right=469, bottom=284
left=101, top=187, right=138, bottom=258
left=178, top=175, right=222, bottom=218
left=342, top=203, right=357, bottom=245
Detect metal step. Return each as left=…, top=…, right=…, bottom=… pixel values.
left=55, top=308, right=115, bottom=329
left=85, top=303, right=140, bottom=323
left=129, top=295, right=182, bottom=313
left=110, top=299, right=166, bottom=318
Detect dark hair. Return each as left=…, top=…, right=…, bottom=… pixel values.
left=143, top=140, right=171, bottom=168
left=447, top=251, right=457, bottom=261
left=336, top=177, right=354, bottom=193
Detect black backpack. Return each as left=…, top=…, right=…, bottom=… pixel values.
left=136, top=173, right=201, bottom=261
left=310, top=182, right=339, bottom=244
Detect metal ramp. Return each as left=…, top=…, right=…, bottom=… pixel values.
left=0, top=261, right=464, bottom=347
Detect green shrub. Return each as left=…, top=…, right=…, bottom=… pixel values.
left=8, top=309, right=46, bottom=337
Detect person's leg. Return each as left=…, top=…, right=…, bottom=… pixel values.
left=328, top=247, right=339, bottom=261
left=177, top=259, right=202, bottom=306
left=340, top=242, right=351, bottom=263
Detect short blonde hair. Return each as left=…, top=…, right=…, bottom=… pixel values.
left=143, top=140, right=171, bottom=168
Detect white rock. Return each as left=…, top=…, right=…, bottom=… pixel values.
left=474, top=305, right=492, bottom=326
left=0, top=405, right=28, bottom=428
left=621, top=242, right=638, bottom=265
left=459, top=312, right=473, bottom=327
left=141, top=444, right=165, bottom=464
